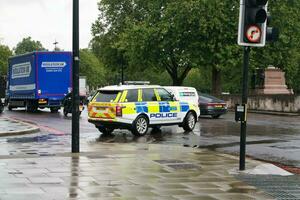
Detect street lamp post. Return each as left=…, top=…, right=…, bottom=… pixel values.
left=72, top=0, right=80, bottom=153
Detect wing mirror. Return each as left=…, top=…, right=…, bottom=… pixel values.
left=171, top=94, right=177, bottom=101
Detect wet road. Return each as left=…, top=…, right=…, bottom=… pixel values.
left=2, top=108, right=300, bottom=168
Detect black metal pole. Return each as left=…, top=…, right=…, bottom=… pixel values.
left=72, top=0, right=80, bottom=153
left=239, top=46, right=250, bottom=171
left=121, top=63, right=124, bottom=84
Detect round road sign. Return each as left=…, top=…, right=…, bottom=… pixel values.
left=246, top=25, right=261, bottom=43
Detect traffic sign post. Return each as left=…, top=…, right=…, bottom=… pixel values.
left=72, top=0, right=80, bottom=153
left=240, top=46, right=250, bottom=171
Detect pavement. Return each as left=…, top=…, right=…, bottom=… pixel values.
left=0, top=143, right=277, bottom=200
left=0, top=117, right=40, bottom=136
left=0, top=117, right=281, bottom=200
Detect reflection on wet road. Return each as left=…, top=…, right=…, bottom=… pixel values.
left=2, top=108, right=300, bottom=167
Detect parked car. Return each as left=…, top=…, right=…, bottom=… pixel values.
left=198, top=93, right=227, bottom=119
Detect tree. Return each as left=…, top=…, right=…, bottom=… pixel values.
left=118, top=0, right=206, bottom=86
left=14, top=37, right=46, bottom=55
left=91, top=0, right=300, bottom=94
left=251, top=1, right=300, bottom=94
left=91, top=0, right=241, bottom=90
left=0, top=44, right=12, bottom=76
left=79, top=49, right=106, bottom=88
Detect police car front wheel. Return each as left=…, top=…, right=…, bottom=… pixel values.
left=132, top=115, right=149, bottom=136
left=183, top=112, right=196, bottom=131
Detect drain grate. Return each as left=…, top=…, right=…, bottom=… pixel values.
left=167, top=163, right=199, bottom=170
left=154, top=159, right=185, bottom=164
left=236, top=174, right=300, bottom=200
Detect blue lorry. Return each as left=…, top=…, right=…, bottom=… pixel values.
left=7, top=52, right=72, bottom=112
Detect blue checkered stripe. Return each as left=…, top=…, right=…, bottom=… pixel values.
left=135, top=102, right=189, bottom=113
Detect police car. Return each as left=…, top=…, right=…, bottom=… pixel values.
left=88, top=83, right=200, bottom=136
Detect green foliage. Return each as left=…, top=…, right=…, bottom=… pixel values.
left=183, top=68, right=211, bottom=93
left=79, top=49, right=107, bottom=88
left=0, top=44, right=12, bottom=76
left=91, top=0, right=300, bottom=94
left=14, top=37, right=46, bottom=55
left=251, top=0, right=300, bottom=93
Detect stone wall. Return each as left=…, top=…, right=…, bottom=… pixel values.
left=221, top=94, right=300, bottom=113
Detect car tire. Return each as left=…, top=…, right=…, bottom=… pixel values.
left=50, top=107, right=59, bottom=113
left=212, top=114, right=221, bottom=119
left=0, top=105, right=4, bottom=114
left=96, top=126, right=114, bottom=135
left=183, top=112, right=196, bottom=131
left=63, top=108, right=68, bottom=117
left=132, top=115, right=149, bottom=136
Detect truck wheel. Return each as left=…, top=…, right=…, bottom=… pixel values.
left=132, top=115, right=149, bottom=136
left=50, top=107, right=59, bottom=113
left=26, top=101, right=38, bottom=113
left=27, top=106, right=38, bottom=113
left=96, top=126, right=114, bottom=135
left=183, top=112, right=196, bottom=132
left=63, top=108, right=68, bottom=117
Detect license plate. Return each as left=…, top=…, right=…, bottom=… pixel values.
left=215, top=105, right=223, bottom=108
left=79, top=106, right=83, bottom=111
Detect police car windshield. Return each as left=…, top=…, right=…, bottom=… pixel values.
left=95, top=91, right=119, bottom=102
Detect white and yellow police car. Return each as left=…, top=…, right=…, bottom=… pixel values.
left=88, top=84, right=200, bottom=136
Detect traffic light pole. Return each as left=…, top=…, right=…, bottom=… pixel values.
left=240, top=46, right=250, bottom=171
left=72, top=0, right=80, bottom=153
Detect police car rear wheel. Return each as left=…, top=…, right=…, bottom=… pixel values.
left=183, top=112, right=196, bottom=131
left=132, top=116, right=148, bottom=136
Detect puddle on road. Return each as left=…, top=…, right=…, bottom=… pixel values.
left=198, top=139, right=287, bottom=150
left=6, top=134, right=59, bottom=143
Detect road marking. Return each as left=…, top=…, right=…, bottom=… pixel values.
left=9, top=116, right=65, bottom=135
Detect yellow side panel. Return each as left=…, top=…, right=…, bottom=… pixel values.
left=169, top=101, right=180, bottom=112
left=148, top=102, right=159, bottom=113
left=122, top=103, right=136, bottom=115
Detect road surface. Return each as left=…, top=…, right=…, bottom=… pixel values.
left=2, top=108, right=300, bottom=168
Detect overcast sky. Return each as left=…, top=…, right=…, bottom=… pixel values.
left=0, top=0, right=99, bottom=51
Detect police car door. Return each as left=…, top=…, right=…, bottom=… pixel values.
left=155, top=88, right=181, bottom=124
left=140, top=88, right=161, bottom=125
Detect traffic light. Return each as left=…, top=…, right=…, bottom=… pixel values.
left=266, top=14, right=279, bottom=42
left=238, top=0, right=268, bottom=47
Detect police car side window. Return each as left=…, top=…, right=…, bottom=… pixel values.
left=126, top=89, right=138, bottom=102
left=142, top=88, right=157, bottom=102
left=157, top=88, right=173, bottom=101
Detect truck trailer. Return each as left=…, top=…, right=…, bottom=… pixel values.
left=7, top=52, right=72, bottom=112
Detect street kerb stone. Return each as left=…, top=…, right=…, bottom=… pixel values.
left=0, top=117, right=40, bottom=136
